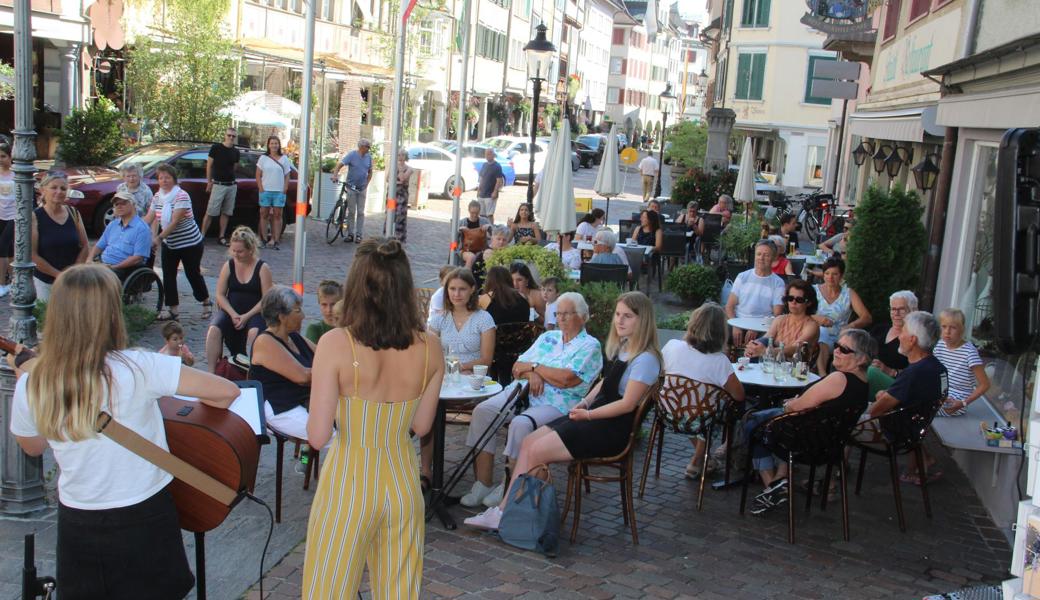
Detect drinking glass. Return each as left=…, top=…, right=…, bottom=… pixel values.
left=777, top=361, right=792, bottom=382
left=761, top=352, right=774, bottom=375
left=446, top=345, right=461, bottom=383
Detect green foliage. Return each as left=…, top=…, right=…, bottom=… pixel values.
left=127, top=0, right=237, bottom=140
left=486, top=245, right=566, bottom=282
left=0, top=60, right=13, bottom=101
left=320, top=156, right=338, bottom=173
left=555, top=280, right=622, bottom=344
left=664, top=121, right=707, bottom=169
left=657, top=310, right=692, bottom=330
left=720, top=212, right=762, bottom=264
left=665, top=263, right=721, bottom=307
left=845, top=185, right=928, bottom=322
left=57, top=98, right=127, bottom=165
left=671, top=167, right=737, bottom=207
left=35, top=299, right=155, bottom=341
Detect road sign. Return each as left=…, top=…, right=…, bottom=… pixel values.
left=814, top=60, right=861, bottom=81
left=811, top=80, right=859, bottom=100
left=620, top=147, right=639, bottom=165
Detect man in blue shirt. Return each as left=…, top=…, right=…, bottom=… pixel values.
left=335, top=138, right=374, bottom=243
left=88, top=191, right=153, bottom=281
left=477, top=147, right=505, bottom=223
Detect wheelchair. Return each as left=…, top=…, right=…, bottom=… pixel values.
left=98, top=253, right=164, bottom=314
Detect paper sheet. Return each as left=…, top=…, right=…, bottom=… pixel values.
left=173, top=388, right=263, bottom=435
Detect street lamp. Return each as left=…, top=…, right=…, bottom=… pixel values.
left=851, top=140, right=874, bottom=167
left=653, top=82, right=677, bottom=199
left=871, top=144, right=893, bottom=174
left=885, top=146, right=912, bottom=178
left=912, top=153, right=941, bottom=191
left=697, top=69, right=708, bottom=90
left=523, top=23, right=555, bottom=204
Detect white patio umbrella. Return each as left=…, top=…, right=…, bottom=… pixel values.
left=733, top=136, right=757, bottom=214
left=594, top=123, right=622, bottom=223
left=536, top=118, right=577, bottom=255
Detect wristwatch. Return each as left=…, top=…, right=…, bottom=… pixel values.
left=530, top=363, right=539, bottom=373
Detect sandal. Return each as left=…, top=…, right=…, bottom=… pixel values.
left=200, top=301, right=213, bottom=320
left=157, top=308, right=178, bottom=321
left=219, top=237, right=229, bottom=247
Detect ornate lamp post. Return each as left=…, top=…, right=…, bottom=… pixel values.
left=653, top=82, right=677, bottom=199
left=523, top=24, right=555, bottom=203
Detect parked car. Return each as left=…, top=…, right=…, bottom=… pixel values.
left=572, top=140, right=598, bottom=168
left=617, top=133, right=629, bottom=150
left=485, top=136, right=548, bottom=181
left=537, top=136, right=580, bottom=172
left=62, top=141, right=304, bottom=235
left=727, top=164, right=785, bottom=203
left=432, top=140, right=517, bottom=185
left=576, top=134, right=611, bottom=165
left=405, top=144, right=481, bottom=197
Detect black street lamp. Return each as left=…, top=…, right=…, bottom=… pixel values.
left=851, top=140, right=874, bottom=167
left=885, top=146, right=912, bottom=178
left=653, top=82, right=677, bottom=199
left=523, top=24, right=555, bottom=204
left=912, top=153, right=941, bottom=191
left=871, top=144, right=893, bottom=174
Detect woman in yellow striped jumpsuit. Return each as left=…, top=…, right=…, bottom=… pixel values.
left=302, top=239, right=444, bottom=599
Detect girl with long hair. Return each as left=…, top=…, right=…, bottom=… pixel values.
left=256, top=135, right=293, bottom=250
left=480, top=265, right=529, bottom=324
left=509, top=262, right=546, bottom=320
left=509, top=203, right=541, bottom=244
left=10, top=264, right=239, bottom=599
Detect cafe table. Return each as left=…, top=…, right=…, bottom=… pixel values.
left=727, top=316, right=773, bottom=333
left=790, top=253, right=826, bottom=266
left=427, top=376, right=503, bottom=529
left=577, top=241, right=654, bottom=256
left=732, top=361, right=820, bottom=389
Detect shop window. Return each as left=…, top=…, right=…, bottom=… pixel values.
left=883, top=0, right=901, bottom=41
left=804, top=145, right=824, bottom=187
left=735, top=51, right=765, bottom=101
left=740, top=0, right=770, bottom=28
left=804, top=54, right=837, bottom=105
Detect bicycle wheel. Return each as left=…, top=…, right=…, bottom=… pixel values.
left=326, top=199, right=344, bottom=244
left=802, top=211, right=821, bottom=243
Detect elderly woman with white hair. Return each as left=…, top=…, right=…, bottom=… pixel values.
left=248, top=285, right=316, bottom=439
left=457, top=291, right=603, bottom=509
left=872, top=290, right=918, bottom=378
left=116, top=163, right=154, bottom=218
left=590, top=229, right=626, bottom=266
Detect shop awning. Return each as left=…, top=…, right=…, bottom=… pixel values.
left=236, top=37, right=393, bottom=79
left=936, top=85, right=1040, bottom=129
left=847, top=106, right=944, bottom=142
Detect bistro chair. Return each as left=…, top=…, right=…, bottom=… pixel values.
left=580, top=263, right=628, bottom=287
left=560, top=381, right=658, bottom=545
left=788, top=258, right=807, bottom=279
left=618, top=219, right=636, bottom=242
left=415, top=287, right=436, bottom=320
left=490, top=321, right=545, bottom=385
left=622, top=245, right=647, bottom=291
left=659, top=203, right=680, bottom=220
left=699, top=213, right=724, bottom=265
left=739, top=398, right=867, bottom=544
left=638, top=375, right=738, bottom=510
left=268, top=425, right=319, bottom=524
left=656, top=231, right=689, bottom=290
left=850, top=396, right=944, bottom=532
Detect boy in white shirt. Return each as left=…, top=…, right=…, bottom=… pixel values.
left=542, top=278, right=560, bottom=329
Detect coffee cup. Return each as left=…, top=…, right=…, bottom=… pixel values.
left=469, top=374, right=485, bottom=390
left=473, top=365, right=488, bottom=378
left=737, top=357, right=750, bottom=370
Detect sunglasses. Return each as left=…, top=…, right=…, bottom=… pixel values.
left=834, top=342, right=855, bottom=355
left=782, top=295, right=808, bottom=304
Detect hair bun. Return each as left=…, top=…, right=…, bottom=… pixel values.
left=375, top=238, right=403, bottom=258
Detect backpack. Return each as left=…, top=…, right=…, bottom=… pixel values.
left=498, top=464, right=559, bottom=557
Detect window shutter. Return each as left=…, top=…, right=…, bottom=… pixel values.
left=741, top=0, right=754, bottom=25
left=883, top=0, right=901, bottom=39
left=756, top=0, right=770, bottom=26
left=750, top=54, right=766, bottom=100
left=735, top=53, right=751, bottom=99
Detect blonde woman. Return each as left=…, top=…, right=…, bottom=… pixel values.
left=9, top=264, right=239, bottom=599
left=205, top=226, right=274, bottom=371
left=466, top=291, right=661, bottom=530
left=31, top=171, right=89, bottom=301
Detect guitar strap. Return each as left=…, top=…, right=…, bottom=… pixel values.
left=95, top=411, right=238, bottom=506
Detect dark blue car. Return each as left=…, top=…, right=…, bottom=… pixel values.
left=433, top=140, right=517, bottom=186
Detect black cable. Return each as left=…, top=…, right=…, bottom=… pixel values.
left=244, top=493, right=274, bottom=598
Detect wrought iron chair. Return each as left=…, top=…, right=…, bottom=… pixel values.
left=560, top=381, right=659, bottom=545
left=739, top=397, right=867, bottom=544
left=638, top=375, right=738, bottom=510
left=850, top=396, right=944, bottom=532
left=414, top=287, right=436, bottom=320
left=490, top=321, right=545, bottom=385
left=579, top=263, right=628, bottom=287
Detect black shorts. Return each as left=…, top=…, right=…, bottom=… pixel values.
left=0, top=218, right=14, bottom=259
left=57, top=485, right=194, bottom=600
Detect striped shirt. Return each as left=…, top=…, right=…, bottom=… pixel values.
left=933, top=339, right=983, bottom=402
left=151, top=186, right=203, bottom=249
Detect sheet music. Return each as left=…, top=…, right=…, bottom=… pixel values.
left=174, top=388, right=263, bottom=435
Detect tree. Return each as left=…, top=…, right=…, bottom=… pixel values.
left=127, top=0, right=237, bottom=141
left=664, top=120, right=708, bottom=168
left=0, top=60, right=13, bottom=101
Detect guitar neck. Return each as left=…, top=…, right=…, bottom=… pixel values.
left=0, top=335, right=20, bottom=355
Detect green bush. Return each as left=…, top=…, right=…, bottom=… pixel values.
left=657, top=310, right=692, bottom=330
left=665, top=263, right=721, bottom=306
left=720, top=213, right=762, bottom=264
left=321, top=156, right=338, bottom=173
left=845, top=185, right=927, bottom=322
left=57, top=98, right=127, bottom=165
left=34, top=299, right=155, bottom=341
left=553, top=279, right=622, bottom=345
left=664, top=121, right=707, bottom=169
left=486, top=245, right=566, bottom=282
left=671, top=167, right=737, bottom=208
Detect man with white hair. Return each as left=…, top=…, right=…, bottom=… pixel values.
left=869, top=310, right=949, bottom=418
left=459, top=292, right=602, bottom=510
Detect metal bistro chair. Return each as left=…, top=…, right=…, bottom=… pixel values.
left=850, top=396, right=945, bottom=532
left=659, top=203, right=680, bottom=221
left=638, top=375, right=737, bottom=510
left=415, top=287, right=436, bottom=320
left=580, top=263, right=628, bottom=288
left=618, top=219, right=636, bottom=242
left=560, top=381, right=659, bottom=545
left=788, top=258, right=807, bottom=279
left=656, top=231, right=689, bottom=291
left=699, top=213, right=724, bottom=265
left=739, top=397, right=867, bottom=544
left=622, top=245, right=647, bottom=292
left=490, top=321, right=545, bottom=385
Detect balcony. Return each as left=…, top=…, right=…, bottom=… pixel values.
left=800, top=0, right=877, bottom=65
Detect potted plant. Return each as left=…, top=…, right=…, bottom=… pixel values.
left=486, top=245, right=566, bottom=282
left=656, top=310, right=693, bottom=345
left=845, top=185, right=927, bottom=321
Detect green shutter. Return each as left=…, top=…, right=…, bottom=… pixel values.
left=735, top=53, right=751, bottom=99
left=750, top=54, right=766, bottom=100
left=805, top=55, right=837, bottom=105
left=724, top=0, right=734, bottom=30
left=756, top=0, right=770, bottom=26
left=741, top=0, right=754, bottom=25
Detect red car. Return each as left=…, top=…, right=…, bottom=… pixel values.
left=63, top=141, right=306, bottom=235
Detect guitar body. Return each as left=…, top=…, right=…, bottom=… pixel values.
left=160, top=397, right=260, bottom=533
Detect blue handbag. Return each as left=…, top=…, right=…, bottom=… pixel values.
left=498, top=464, right=560, bottom=557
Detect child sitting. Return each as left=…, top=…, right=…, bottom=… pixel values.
left=934, top=308, right=990, bottom=416
left=158, top=321, right=195, bottom=366
left=305, top=279, right=343, bottom=343
left=541, top=277, right=559, bottom=330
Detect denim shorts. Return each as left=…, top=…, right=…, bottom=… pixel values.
left=259, top=191, right=286, bottom=208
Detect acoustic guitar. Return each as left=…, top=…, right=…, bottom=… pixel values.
left=0, top=336, right=260, bottom=533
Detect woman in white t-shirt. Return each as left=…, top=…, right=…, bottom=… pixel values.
left=255, top=135, right=293, bottom=250
left=9, top=264, right=240, bottom=599
left=0, top=142, right=14, bottom=296
left=662, top=302, right=745, bottom=479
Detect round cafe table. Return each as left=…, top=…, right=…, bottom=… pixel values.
left=727, top=316, right=772, bottom=333
left=731, top=362, right=820, bottom=389
left=428, top=377, right=503, bottom=529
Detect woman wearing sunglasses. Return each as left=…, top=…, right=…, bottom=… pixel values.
left=744, top=279, right=820, bottom=360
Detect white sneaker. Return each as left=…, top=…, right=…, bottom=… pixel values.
left=482, top=482, right=505, bottom=507
left=463, top=506, right=502, bottom=530
left=460, top=481, right=494, bottom=508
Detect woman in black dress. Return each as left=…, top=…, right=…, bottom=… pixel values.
left=465, top=291, right=661, bottom=530
left=479, top=266, right=530, bottom=324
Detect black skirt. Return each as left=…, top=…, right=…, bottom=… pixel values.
left=57, top=485, right=194, bottom=600
left=550, top=412, right=635, bottom=459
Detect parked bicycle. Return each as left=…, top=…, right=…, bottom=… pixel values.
left=787, top=190, right=847, bottom=244
left=325, top=179, right=360, bottom=244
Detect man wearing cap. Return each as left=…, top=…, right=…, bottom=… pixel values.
left=203, top=126, right=241, bottom=246
left=89, top=191, right=153, bottom=281
left=335, top=139, right=374, bottom=243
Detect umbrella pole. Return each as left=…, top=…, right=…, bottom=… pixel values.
left=604, top=196, right=610, bottom=225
